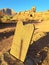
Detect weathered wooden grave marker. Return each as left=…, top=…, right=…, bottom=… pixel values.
left=10, top=21, right=34, bottom=62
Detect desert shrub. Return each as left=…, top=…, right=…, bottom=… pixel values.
left=1, top=15, right=11, bottom=22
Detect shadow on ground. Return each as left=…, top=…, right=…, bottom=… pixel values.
left=26, top=32, right=49, bottom=65
left=0, top=30, right=14, bottom=41
left=0, top=23, right=16, bottom=29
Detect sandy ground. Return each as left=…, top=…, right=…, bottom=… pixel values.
left=0, top=23, right=49, bottom=65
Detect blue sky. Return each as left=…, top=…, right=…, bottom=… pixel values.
left=0, top=0, right=49, bottom=12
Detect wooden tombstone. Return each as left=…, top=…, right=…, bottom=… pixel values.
left=10, top=21, right=34, bottom=62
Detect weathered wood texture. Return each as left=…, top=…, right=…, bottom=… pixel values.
left=10, top=21, right=34, bottom=62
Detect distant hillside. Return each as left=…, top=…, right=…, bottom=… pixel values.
left=0, top=8, right=17, bottom=23
left=0, top=8, right=16, bottom=15
left=0, top=7, right=49, bottom=23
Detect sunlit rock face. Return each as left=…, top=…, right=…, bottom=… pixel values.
left=0, top=8, right=16, bottom=15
